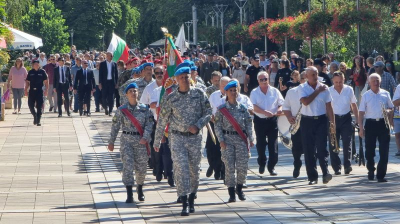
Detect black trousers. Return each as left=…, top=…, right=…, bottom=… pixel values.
left=161, top=137, right=173, bottom=177
left=115, top=89, right=120, bottom=108
left=291, top=129, right=303, bottom=169
left=365, top=119, right=390, bottom=180
left=150, top=122, right=163, bottom=176
left=28, top=89, right=43, bottom=118
left=56, top=84, right=70, bottom=115
left=328, top=113, right=353, bottom=172
left=78, top=86, right=92, bottom=114
left=300, top=115, right=330, bottom=181
left=206, top=122, right=223, bottom=174
left=101, top=80, right=115, bottom=113
left=254, top=115, right=278, bottom=171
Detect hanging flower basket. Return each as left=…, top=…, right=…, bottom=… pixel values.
left=302, top=9, right=334, bottom=39
left=290, top=12, right=308, bottom=40
left=249, top=18, right=270, bottom=40
left=225, top=23, right=252, bottom=45
left=267, top=17, right=294, bottom=44
left=332, top=6, right=381, bottom=36
left=393, top=4, right=400, bottom=27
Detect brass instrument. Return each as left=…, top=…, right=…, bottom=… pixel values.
left=381, top=101, right=394, bottom=134
left=329, top=121, right=341, bottom=153
left=289, top=104, right=302, bottom=135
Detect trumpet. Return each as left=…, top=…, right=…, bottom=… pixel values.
left=329, top=121, right=341, bottom=153
left=381, top=101, right=394, bottom=134
left=289, top=105, right=302, bottom=135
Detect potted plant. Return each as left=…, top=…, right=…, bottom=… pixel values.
left=290, top=12, right=308, bottom=40
left=302, top=9, right=334, bottom=39
left=225, top=23, right=252, bottom=45
left=332, top=6, right=381, bottom=36
left=249, top=18, right=270, bottom=40
left=267, top=17, right=294, bottom=44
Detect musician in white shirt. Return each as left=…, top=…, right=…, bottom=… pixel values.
left=282, top=71, right=306, bottom=178
left=328, top=72, right=359, bottom=175
left=250, top=71, right=284, bottom=176
left=358, top=73, right=393, bottom=182
left=207, top=76, right=231, bottom=180
left=299, top=66, right=335, bottom=185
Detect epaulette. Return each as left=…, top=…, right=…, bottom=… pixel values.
left=218, top=104, right=226, bottom=110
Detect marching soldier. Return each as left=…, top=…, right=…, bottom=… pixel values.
left=214, top=81, right=254, bottom=203
left=153, top=67, right=212, bottom=216
left=282, top=71, right=307, bottom=178
left=250, top=71, right=284, bottom=176
left=359, top=73, right=393, bottom=182
left=299, top=66, right=334, bottom=185
left=328, top=72, right=359, bottom=175
left=108, top=83, right=154, bottom=202
left=25, top=60, right=49, bottom=126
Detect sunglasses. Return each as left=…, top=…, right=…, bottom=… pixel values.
left=259, top=78, right=268, bottom=82
left=155, top=72, right=163, bottom=75
left=83, top=63, right=88, bottom=65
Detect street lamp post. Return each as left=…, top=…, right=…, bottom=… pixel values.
left=283, top=0, right=287, bottom=53
left=235, top=0, right=248, bottom=51
left=70, top=29, right=74, bottom=46
left=309, top=0, right=312, bottom=58
left=213, top=4, right=228, bottom=57
left=185, top=20, right=193, bottom=44
left=356, top=0, right=360, bottom=56
left=262, top=0, right=269, bottom=53
left=323, top=0, right=327, bottom=54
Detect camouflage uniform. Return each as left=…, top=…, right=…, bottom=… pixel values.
left=195, top=82, right=207, bottom=92
left=119, top=77, right=154, bottom=105
left=154, top=87, right=212, bottom=196
left=117, top=69, right=133, bottom=89
left=196, top=76, right=205, bottom=85
left=109, top=103, right=154, bottom=186
left=214, top=102, right=254, bottom=187
left=206, top=85, right=219, bottom=98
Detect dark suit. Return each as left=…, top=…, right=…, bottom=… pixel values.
left=74, top=68, right=96, bottom=115
left=53, top=66, right=72, bottom=115
left=99, top=60, right=118, bottom=114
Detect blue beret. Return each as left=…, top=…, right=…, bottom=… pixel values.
left=175, top=62, right=192, bottom=72
left=136, top=65, right=143, bottom=72
left=190, top=65, right=197, bottom=71
left=224, top=81, right=238, bottom=91
left=142, top=62, right=154, bottom=68
left=125, top=83, right=138, bottom=93
left=174, top=67, right=191, bottom=76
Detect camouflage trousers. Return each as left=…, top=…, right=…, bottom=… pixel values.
left=221, top=134, right=249, bottom=188
left=120, top=134, right=148, bottom=186
left=170, top=133, right=202, bottom=197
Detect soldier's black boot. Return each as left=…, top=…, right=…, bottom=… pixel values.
left=137, top=185, right=145, bottom=201
left=236, top=184, right=246, bottom=201
left=180, top=195, right=189, bottom=216
left=36, top=115, right=41, bottom=126
left=228, top=187, right=236, bottom=202
left=177, top=196, right=182, bottom=203
left=125, top=186, right=133, bottom=203
left=188, top=193, right=196, bottom=213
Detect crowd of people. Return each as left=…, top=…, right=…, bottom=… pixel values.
left=5, top=44, right=400, bottom=216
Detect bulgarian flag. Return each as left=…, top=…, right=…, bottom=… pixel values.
left=107, top=33, right=130, bottom=63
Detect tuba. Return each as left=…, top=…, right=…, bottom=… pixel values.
left=329, top=121, right=341, bottom=153
left=289, top=104, right=302, bottom=135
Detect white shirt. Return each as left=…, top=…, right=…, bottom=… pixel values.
left=151, top=86, right=163, bottom=120
left=209, top=90, right=224, bottom=115
left=59, top=66, right=65, bottom=83
left=220, top=93, right=253, bottom=111
left=39, top=57, right=47, bottom=67
left=93, top=68, right=99, bottom=85
left=282, top=86, right=302, bottom=115
left=299, top=82, right=332, bottom=116
left=232, top=68, right=246, bottom=84
left=359, top=89, right=393, bottom=119
left=329, top=85, right=357, bottom=115
left=392, top=84, right=400, bottom=117
left=250, top=86, right=284, bottom=118
left=106, top=60, right=112, bottom=80
left=140, top=80, right=160, bottom=105
left=260, top=60, right=269, bottom=68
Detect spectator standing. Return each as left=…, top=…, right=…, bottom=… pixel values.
left=99, top=52, right=119, bottom=116
left=44, top=55, right=57, bottom=113
left=200, top=53, right=219, bottom=86
left=219, top=57, right=231, bottom=77
left=7, top=58, right=28, bottom=114
left=274, top=59, right=292, bottom=97
left=244, top=56, right=265, bottom=95
left=93, top=62, right=102, bottom=112
left=38, top=52, right=47, bottom=68
left=350, top=56, right=367, bottom=102
left=71, top=57, right=82, bottom=113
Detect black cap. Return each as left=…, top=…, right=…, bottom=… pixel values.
left=32, top=60, right=40, bottom=64
left=254, top=56, right=260, bottom=60
left=314, top=58, right=326, bottom=66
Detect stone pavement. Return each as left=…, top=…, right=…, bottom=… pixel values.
left=0, top=99, right=400, bottom=224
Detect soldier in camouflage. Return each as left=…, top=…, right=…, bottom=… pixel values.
left=153, top=67, right=212, bottom=216
left=205, top=71, right=222, bottom=97
left=116, top=59, right=136, bottom=92
left=119, top=63, right=154, bottom=105
left=108, top=82, right=154, bottom=203
left=214, top=81, right=254, bottom=203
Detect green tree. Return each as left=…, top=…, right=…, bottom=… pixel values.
left=4, top=0, right=32, bottom=29
left=64, top=0, right=123, bottom=50
left=22, top=0, right=69, bottom=53
left=114, top=0, right=140, bottom=46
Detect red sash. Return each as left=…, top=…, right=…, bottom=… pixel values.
left=219, top=107, right=249, bottom=151
left=121, top=108, right=151, bottom=156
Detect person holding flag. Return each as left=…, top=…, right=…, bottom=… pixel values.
left=108, top=82, right=154, bottom=203
left=153, top=67, right=212, bottom=216
left=214, top=80, right=254, bottom=203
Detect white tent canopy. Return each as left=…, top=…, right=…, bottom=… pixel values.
left=3, top=24, right=43, bottom=50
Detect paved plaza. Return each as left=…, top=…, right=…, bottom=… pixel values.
left=0, top=99, right=400, bottom=224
